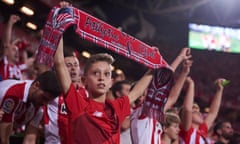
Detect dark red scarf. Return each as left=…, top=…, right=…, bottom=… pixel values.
left=36, top=5, right=168, bottom=69
left=36, top=5, right=173, bottom=122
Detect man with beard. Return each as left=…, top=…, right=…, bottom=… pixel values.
left=0, top=71, right=61, bottom=144
left=214, top=121, right=234, bottom=144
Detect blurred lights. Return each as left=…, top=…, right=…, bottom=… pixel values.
left=115, top=69, right=123, bottom=75
left=117, top=27, right=122, bottom=31
left=26, top=22, right=37, bottom=30
left=82, top=51, right=90, bottom=58
left=20, top=6, right=34, bottom=16
left=2, top=0, right=14, bottom=5
left=111, top=66, right=115, bottom=71
left=204, top=107, right=209, bottom=113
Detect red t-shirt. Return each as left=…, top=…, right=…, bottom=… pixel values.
left=65, top=84, right=130, bottom=144
left=30, top=87, right=88, bottom=144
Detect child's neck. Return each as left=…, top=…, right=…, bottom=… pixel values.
left=192, top=123, right=200, bottom=129
left=162, top=134, right=172, bottom=144
left=91, top=94, right=106, bottom=103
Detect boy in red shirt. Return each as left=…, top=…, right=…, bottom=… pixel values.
left=54, top=27, right=154, bottom=144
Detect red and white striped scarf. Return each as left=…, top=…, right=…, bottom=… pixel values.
left=36, top=5, right=168, bottom=69
left=36, top=5, right=173, bottom=122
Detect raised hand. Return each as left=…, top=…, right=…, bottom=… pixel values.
left=170, top=47, right=192, bottom=72
left=59, top=1, right=71, bottom=7
left=179, top=47, right=192, bottom=61
left=8, top=14, right=20, bottom=25
left=215, top=78, right=225, bottom=90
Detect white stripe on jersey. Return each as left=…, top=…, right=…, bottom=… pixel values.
left=190, top=129, right=205, bottom=144
left=30, top=108, right=43, bottom=127
left=44, top=97, right=60, bottom=144
left=189, top=129, right=197, bottom=144
left=0, top=80, right=32, bottom=104
left=131, top=106, right=163, bottom=144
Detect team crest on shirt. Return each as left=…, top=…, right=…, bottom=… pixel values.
left=60, top=103, right=68, bottom=115
left=92, top=111, right=103, bottom=117
left=2, top=98, right=15, bottom=114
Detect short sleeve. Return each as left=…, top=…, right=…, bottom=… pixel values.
left=111, top=96, right=130, bottom=123
left=64, top=84, right=88, bottom=120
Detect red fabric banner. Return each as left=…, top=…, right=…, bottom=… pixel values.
left=36, top=5, right=169, bottom=69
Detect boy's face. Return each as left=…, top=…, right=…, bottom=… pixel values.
left=64, top=56, right=81, bottom=83
left=164, top=122, right=180, bottom=140
left=116, top=84, right=131, bottom=98
left=192, top=104, right=204, bottom=124
left=7, top=44, right=19, bottom=64
left=84, top=61, right=112, bottom=97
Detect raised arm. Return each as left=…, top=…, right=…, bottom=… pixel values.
left=53, top=37, right=72, bottom=94
left=170, top=47, right=191, bottom=72
left=204, top=78, right=224, bottom=128
left=181, top=77, right=195, bottom=131
left=164, top=59, right=193, bottom=112
left=2, top=15, right=20, bottom=51
left=128, top=69, right=153, bottom=104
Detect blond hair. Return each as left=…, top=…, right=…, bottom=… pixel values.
left=162, top=112, right=181, bottom=128
left=84, top=53, right=114, bottom=75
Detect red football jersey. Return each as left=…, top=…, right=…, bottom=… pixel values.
left=65, top=84, right=131, bottom=144
left=0, top=80, right=39, bottom=128
left=0, top=56, right=27, bottom=80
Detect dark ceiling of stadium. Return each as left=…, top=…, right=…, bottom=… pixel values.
left=2, top=0, right=240, bottom=45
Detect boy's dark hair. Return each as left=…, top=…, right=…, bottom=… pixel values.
left=111, top=80, right=131, bottom=98
left=84, top=53, right=114, bottom=75
left=34, top=71, right=61, bottom=98
left=63, top=49, right=74, bottom=58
